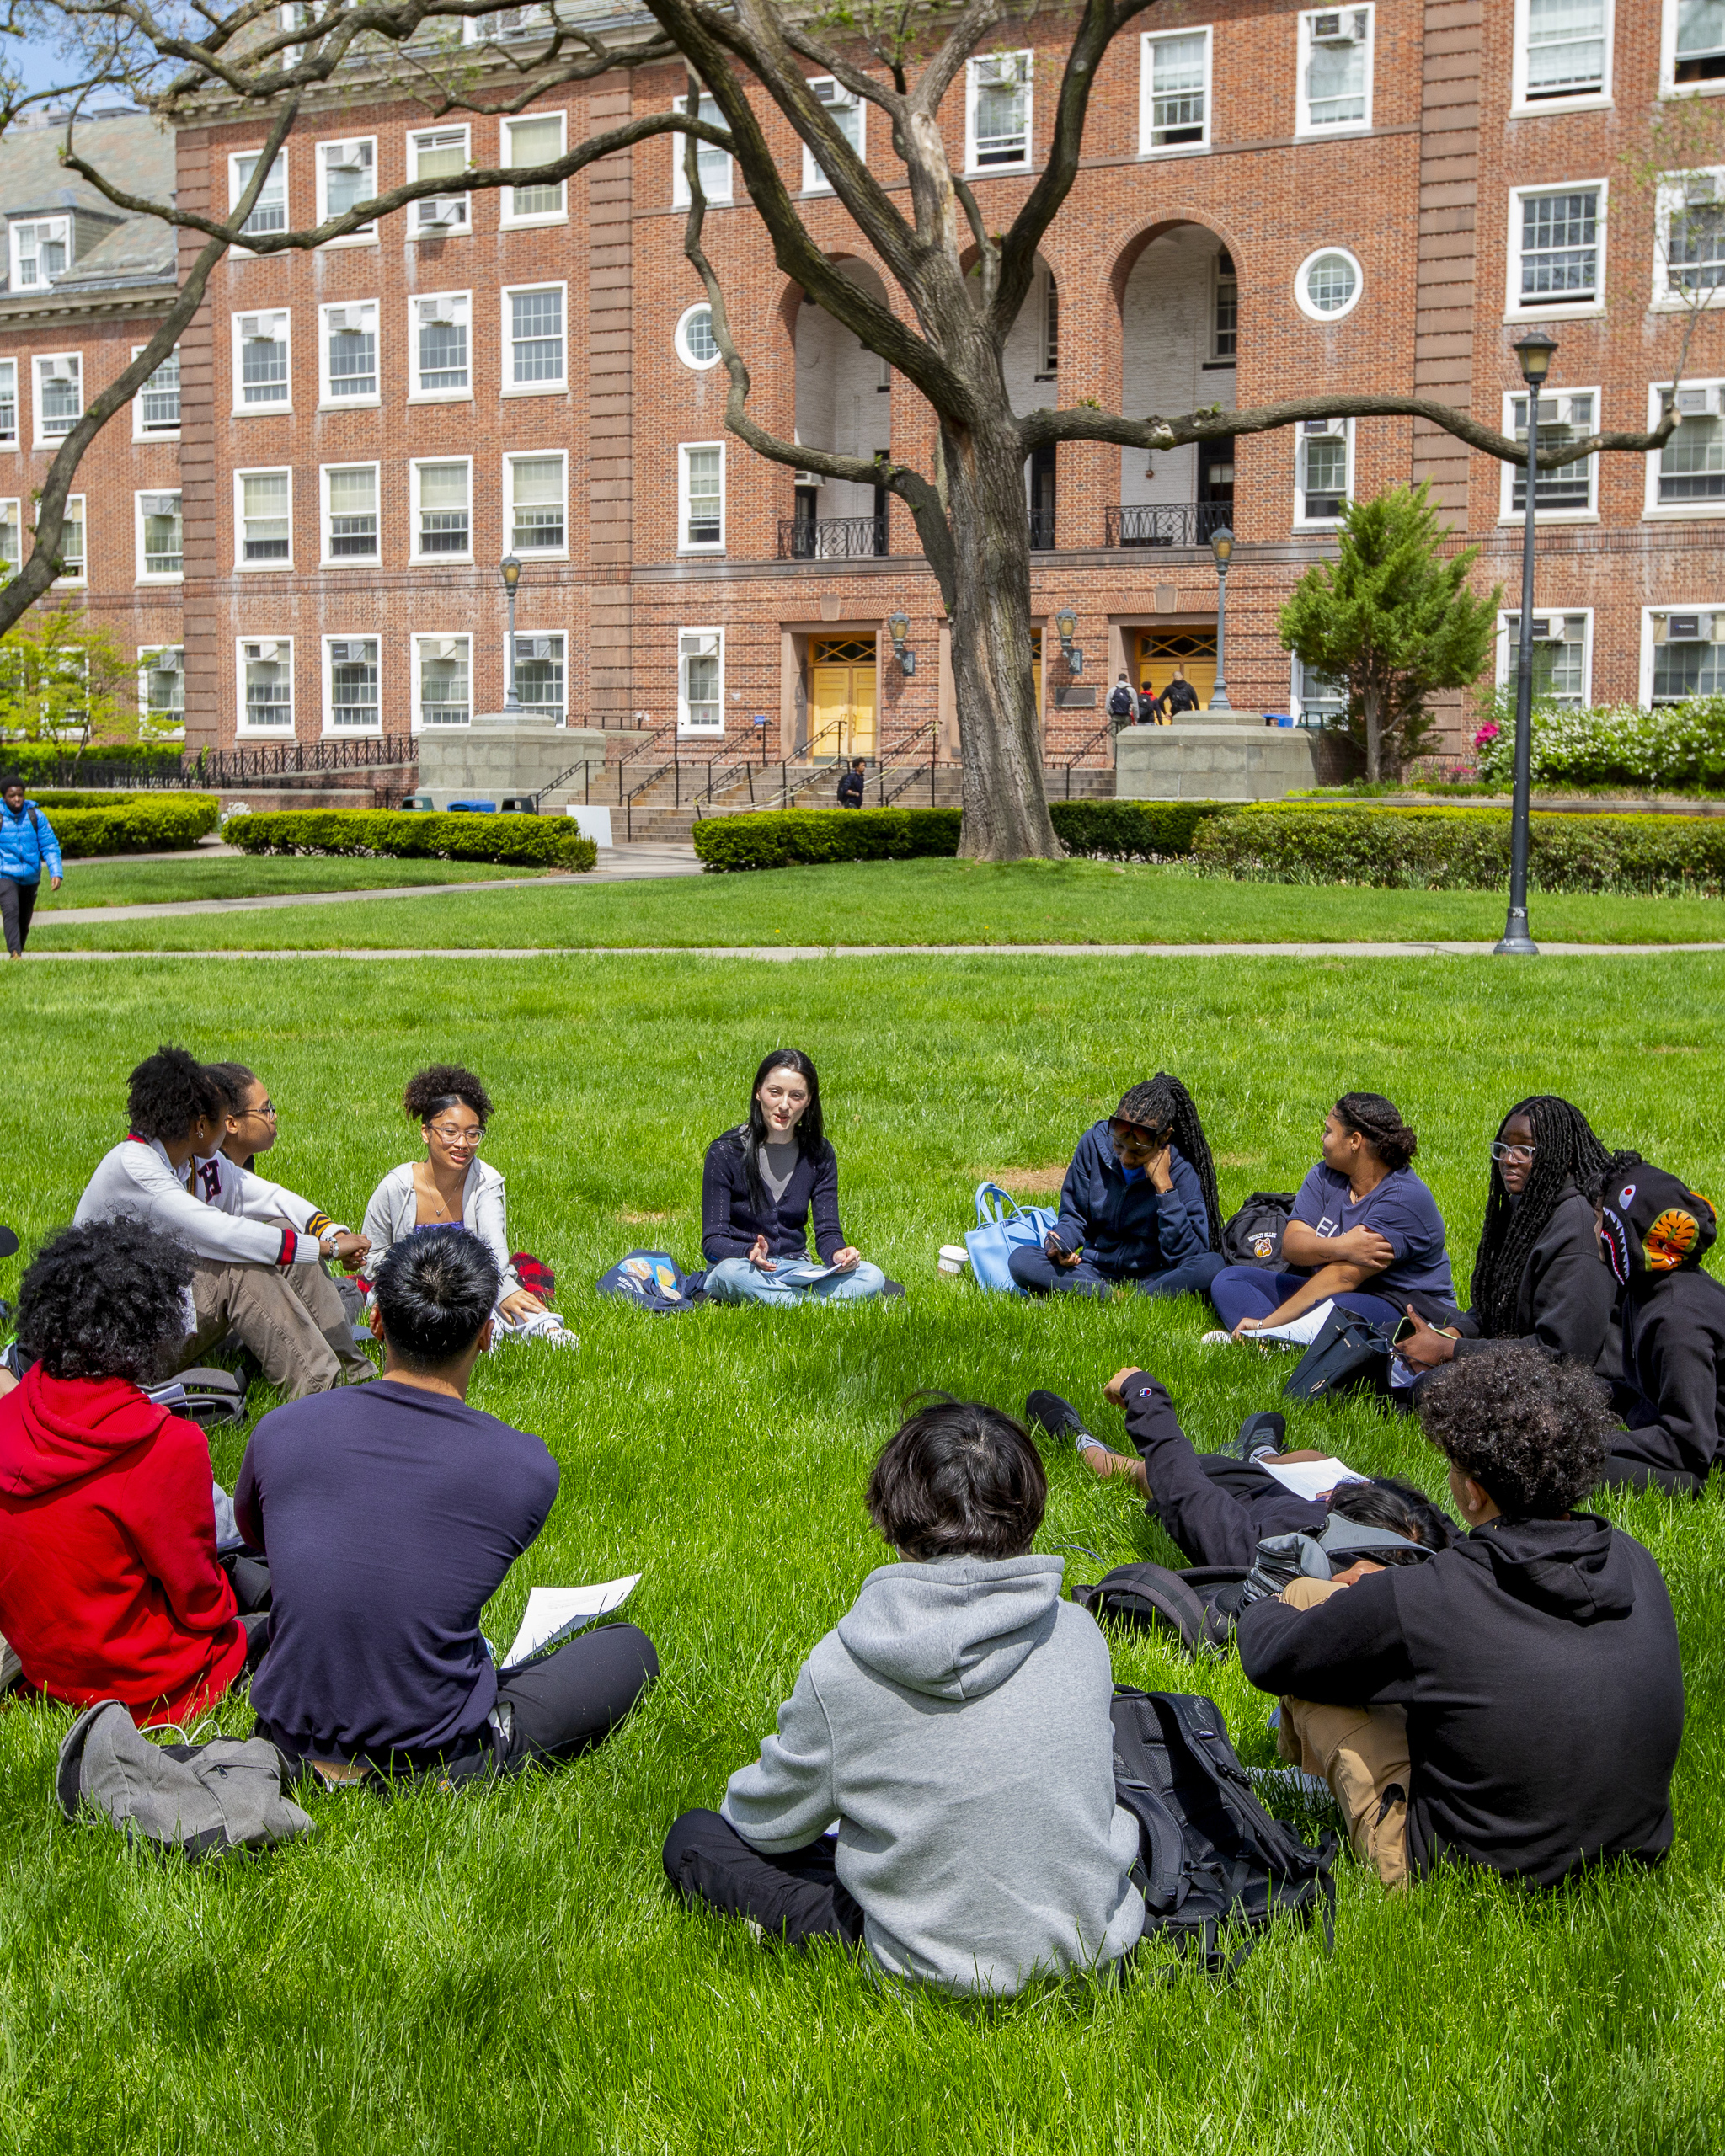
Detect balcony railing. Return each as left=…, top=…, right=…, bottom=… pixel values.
left=1029, top=508, right=1058, bottom=550
left=777, top=515, right=888, bottom=560
left=1105, top=502, right=1234, bottom=549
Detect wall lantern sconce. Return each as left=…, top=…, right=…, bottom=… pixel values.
left=887, top=611, right=916, bottom=676
left=1055, top=606, right=1083, bottom=674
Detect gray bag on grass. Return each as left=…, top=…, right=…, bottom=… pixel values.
left=56, top=1700, right=314, bottom=1860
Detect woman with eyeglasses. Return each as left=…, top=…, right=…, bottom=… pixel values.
left=1008, top=1075, right=1225, bottom=1301
left=361, top=1065, right=558, bottom=1332
left=1396, top=1097, right=1625, bottom=1376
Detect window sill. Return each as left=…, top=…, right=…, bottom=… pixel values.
left=510, top=548, right=569, bottom=563
left=232, top=405, right=295, bottom=419
left=1292, top=519, right=1346, bottom=532
left=410, top=553, right=474, bottom=567
left=1643, top=504, right=1725, bottom=519
left=1510, top=93, right=1611, bottom=116
left=677, top=726, right=726, bottom=738
left=318, top=233, right=378, bottom=248
left=500, top=383, right=569, bottom=398
left=1650, top=293, right=1725, bottom=312
left=319, top=398, right=382, bottom=413
left=1496, top=512, right=1599, bottom=526
left=407, top=392, right=474, bottom=405
left=409, top=226, right=473, bottom=242
left=136, top=573, right=184, bottom=585
left=320, top=555, right=382, bottom=568
left=1138, top=140, right=1211, bottom=157
left=35, top=435, right=80, bottom=451
left=53, top=575, right=88, bottom=588
left=1293, top=121, right=1375, bottom=141
left=499, top=213, right=569, bottom=230
left=678, top=546, right=726, bottom=556
left=1659, top=82, right=1725, bottom=99
left=134, top=431, right=183, bottom=445
left=235, top=560, right=296, bottom=572
left=322, top=725, right=384, bottom=738
left=1503, top=304, right=1605, bottom=322
left=962, top=162, right=1033, bottom=179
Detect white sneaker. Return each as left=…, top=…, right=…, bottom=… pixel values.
left=1200, top=1329, right=1235, bottom=1347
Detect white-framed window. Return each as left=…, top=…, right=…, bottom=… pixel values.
left=802, top=75, right=865, bottom=192
left=464, top=5, right=550, bottom=43
left=1500, top=388, right=1599, bottom=520
left=412, top=457, right=472, bottom=560
left=1297, top=8, right=1374, bottom=136
left=503, top=282, right=566, bottom=391
left=1506, top=181, right=1606, bottom=314
left=414, top=634, right=471, bottom=728
left=671, top=91, right=733, bottom=205
left=1295, top=418, right=1353, bottom=526
left=966, top=50, right=1033, bottom=171
left=1514, top=0, right=1611, bottom=108
left=229, top=152, right=287, bottom=238
left=1643, top=605, right=1725, bottom=701
left=675, top=302, right=721, bottom=370
left=233, top=309, right=291, bottom=411
left=9, top=216, right=70, bottom=290
left=0, top=360, right=15, bottom=445
left=1295, top=246, right=1364, bottom=321
left=679, top=442, right=724, bottom=552
left=502, top=110, right=567, bottom=223
left=410, top=291, right=470, bottom=398
left=316, top=135, right=377, bottom=240
left=409, top=125, right=471, bottom=234
left=34, top=353, right=82, bottom=443
left=1214, top=250, right=1237, bottom=358
left=1290, top=655, right=1347, bottom=725
left=58, top=495, right=85, bottom=583
left=512, top=632, right=565, bottom=721
left=320, top=300, right=379, bottom=403
left=236, top=467, right=293, bottom=568
left=138, top=646, right=184, bottom=738
left=1654, top=168, right=1725, bottom=307
left=505, top=451, right=567, bottom=554
left=0, top=498, right=19, bottom=581
left=1647, top=379, right=1725, bottom=513
left=1498, top=610, right=1592, bottom=705
left=321, top=462, right=380, bottom=563
left=1662, top=0, right=1725, bottom=93
left=677, top=627, right=724, bottom=733
left=324, top=636, right=381, bottom=732
left=239, top=638, right=294, bottom=731
left=131, top=346, right=180, bottom=437
left=1140, top=28, right=1211, bottom=153
left=136, top=490, right=183, bottom=580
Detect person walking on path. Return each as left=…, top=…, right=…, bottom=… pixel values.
left=0, top=776, right=62, bottom=958
left=836, top=760, right=867, bottom=809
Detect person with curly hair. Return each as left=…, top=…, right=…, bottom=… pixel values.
left=74, top=1044, right=360, bottom=1399
left=360, top=1065, right=567, bottom=1340
left=0, top=1221, right=258, bottom=1724
left=1208, top=1091, right=1456, bottom=1339
left=1236, top=1343, right=1684, bottom=1890
left=1007, top=1075, right=1226, bottom=1302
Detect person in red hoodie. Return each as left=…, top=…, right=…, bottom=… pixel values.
left=0, top=1219, right=251, bottom=1725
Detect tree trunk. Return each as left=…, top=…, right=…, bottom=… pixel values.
left=940, top=416, right=1061, bottom=862
left=1361, top=681, right=1383, bottom=786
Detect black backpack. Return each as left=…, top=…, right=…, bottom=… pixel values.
left=1220, top=1192, right=1296, bottom=1269
left=1073, top=1562, right=1247, bottom=1652
left=1282, top=1305, right=1394, bottom=1402
left=1110, top=1689, right=1337, bottom=1973
left=1108, top=682, right=1135, bottom=719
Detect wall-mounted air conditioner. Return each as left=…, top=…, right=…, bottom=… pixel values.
left=1311, top=9, right=1367, bottom=42
left=244, top=641, right=281, bottom=662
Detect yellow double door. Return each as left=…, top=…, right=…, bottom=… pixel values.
left=1136, top=628, right=1217, bottom=712
left=810, top=636, right=878, bottom=758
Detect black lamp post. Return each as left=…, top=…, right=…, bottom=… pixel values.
left=499, top=553, right=522, bottom=713
left=1497, top=328, right=1558, bottom=958
left=1208, top=526, right=1235, bottom=711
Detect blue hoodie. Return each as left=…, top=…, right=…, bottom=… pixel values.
left=0, top=798, right=63, bottom=885
left=1053, top=1122, right=1214, bottom=1276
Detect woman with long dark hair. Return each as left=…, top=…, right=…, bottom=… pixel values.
left=1009, top=1074, right=1225, bottom=1301
left=1209, top=1091, right=1456, bottom=1337
left=1398, top=1097, right=1626, bottom=1376
left=701, top=1049, right=888, bottom=1305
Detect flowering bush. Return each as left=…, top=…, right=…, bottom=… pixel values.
left=1468, top=696, right=1725, bottom=792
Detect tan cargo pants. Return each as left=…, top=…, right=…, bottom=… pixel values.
left=1275, top=1574, right=1413, bottom=1891
left=177, top=1252, right=373, bottom=1402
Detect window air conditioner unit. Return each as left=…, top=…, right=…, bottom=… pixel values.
left=241, top=315, right=283, bottom=342
left=793, top=470, right=822, bottom=487
left=418, top=198, right=466, bottom=228
left=1686, top=173, right=1720, bottom=206
left=325, top=307, right=350, bottom=332
left=327, top=141, right=370, bottom=171
left=814, top=77, right=856, bottom=109
left=329, top=640, right=355, bottom=661
left=1311, top=8, right=1366, bottom=40
left=419, top=299, right=459, bottom=327
left=1302, top=416, right=1347, bottom=435
left=244, top=641, right=281, bottom=661
left=434, top=638, right=460, bottom=659
left=140, top=494, right=178, bottom=516
left=517, top=637, right=554, bottom=660
left=1526, top=616, right=1560, bottom=642
left=156, top=649, right=183, bottom=672
left=1667, top=613, right=1710, bottom=643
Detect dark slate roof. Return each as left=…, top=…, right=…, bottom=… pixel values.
left=0, top=109, right=175, bottom=306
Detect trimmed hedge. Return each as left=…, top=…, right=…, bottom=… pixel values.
left=691, top=799, right=1233, bottom=872
left=225, top=808, right=598, bottom=873
left=22, top=791, right=143, bottom=812
left=45, top=795, right=222, bottom=859
left=1192, top=803, right=1725, bottom=897
left=2, top=744, right=184, bottom=784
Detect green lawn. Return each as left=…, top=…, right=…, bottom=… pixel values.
left=0, top=954, right=1722, bottom=2153
left=24, top=855, right=1725, bottom=950
left=41, top=855, right=553, bottom=908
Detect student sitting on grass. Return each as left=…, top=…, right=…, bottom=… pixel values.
left=1236, top=1345, right=1684, bottom=1890
left=1594, top=1161, right=1725, bottom=1497
left=75, top=1045, right=363, bottom=1400
left=1008, top=1075, right=1226, bottom=1303
left=701, top=1050, right=889, bottom=1305
left=663, top=1396, right=1143, bottom=1993
left=235, top=1228, right=657, bottom=1783
left=0, top=1221, right=257, bottom=1724
left=1209, top=1091, right=1457, bottom=1339
left=1396, top=1097, right=1628, bottom=1381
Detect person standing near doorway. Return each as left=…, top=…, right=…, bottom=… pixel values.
left=1156, top=669, right=1200, bottom=721
left=1108, top=674, right=1137, bottom=728
left=0, top=776, right=62, bottom=958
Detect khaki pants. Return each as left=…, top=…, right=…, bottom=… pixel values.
left=1275, top=1575, right=1412, bottom=1891
left=179, top=1258, right=355, bottom=1401
left=285, top=1257, right=374, bottom=1381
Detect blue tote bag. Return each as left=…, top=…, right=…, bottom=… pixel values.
left=965, top=1183, right=1059, bottom=1294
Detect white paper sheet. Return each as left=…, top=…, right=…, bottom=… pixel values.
left=503, top=1574, right=641, bottom=1667
left=1248, top=1299, right=1336, bottom=1348
left=1258, top=1456, right=1369, bottom=1502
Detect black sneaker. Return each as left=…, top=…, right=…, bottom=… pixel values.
left=1025, top=1390, right=1097, bottom=1451
left=1230, top=1410, right=1285, bottom=1463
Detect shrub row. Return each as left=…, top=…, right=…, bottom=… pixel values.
left=226, top=808, right=598, bottom=872
left=691, top=799, right=1232, bottom=872
left=2, top=744, right=184, bottom=784
left=1471, top=696, right=1725, bottom=793
left=1192, top=804, right=1725, bottom=896
left=23, top=791, right=142, bottom=812
left=47, top=795, right=221, bottom=858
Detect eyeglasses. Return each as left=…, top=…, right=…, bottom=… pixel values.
left=1108, top=1120, right=1164, bottom=1153
left=243, top=1100, right=276, bottom=1121
left=427, top=1122, right=485, bottom=1147
left=1489, top=1141, right=1535, bottom=1165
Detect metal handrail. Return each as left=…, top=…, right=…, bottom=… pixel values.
left=877, top=721, right=943, bottom=806
left=777, top=515, right=888, bottom=561
left=1105, top=502, right=1233, bottom=549
left=521, top=758, right=604, bottom=813
left=1056, top=715, right=1121, bottom=797
left=690, top=757, right=762, bottom=819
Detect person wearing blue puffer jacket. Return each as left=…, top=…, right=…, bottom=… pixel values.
left=1008, top=1074, right=1226, bottom=1301
left=0, top=775, right=63, bottom=958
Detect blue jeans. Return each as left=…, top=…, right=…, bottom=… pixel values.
left=1007, top=1246, right=1225, bottom=1302
left=703, top=1256, right=888, bottom=1305
left=1208, top=1265, right=1402, bottom=1332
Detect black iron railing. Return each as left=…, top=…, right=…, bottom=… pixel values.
left=1028, top=508, right=1058, bottom=550
left=182, top=734, right=418, bottom=789
left=1105, top=503, right=1234, bottom=549
left=777, top=515, right=889, bottom=560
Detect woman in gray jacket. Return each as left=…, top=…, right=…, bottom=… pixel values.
left=663, top=1399, right=1144, bottom=1996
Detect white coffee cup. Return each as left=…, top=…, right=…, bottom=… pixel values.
left=937, top=1244, right=969, bottom=1275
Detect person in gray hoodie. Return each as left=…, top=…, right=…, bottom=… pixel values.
left=663, top=1398, right=1145, bottom=1995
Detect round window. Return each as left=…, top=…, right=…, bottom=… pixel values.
left=676, top=302, right=721, bottom=369
left=1296, top=248, right=1363, bottom=322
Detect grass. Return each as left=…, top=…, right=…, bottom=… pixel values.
left=0, top=952, right=1722, bottom=2152
left=23, top=855, right=1725, bottom=951
left=40, top=855, right=554, bottom=909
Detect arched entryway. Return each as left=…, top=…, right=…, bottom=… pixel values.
left=1116, top=224, right=1236, bottom=547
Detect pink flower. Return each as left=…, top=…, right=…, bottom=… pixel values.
left=1472, top=723, right=1500, bottom=747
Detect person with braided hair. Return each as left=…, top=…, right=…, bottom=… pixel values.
left=1397, top=1098, right=1624, bottom=1380
left=1007, top=1076, right=1226, bottom=1301
left=1209, top=1091, right=1456, bottom=1337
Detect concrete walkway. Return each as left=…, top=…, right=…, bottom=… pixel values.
left=20, top=939, right=1725, bottom=960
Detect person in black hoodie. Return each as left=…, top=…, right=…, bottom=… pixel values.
left=1594, top=1161, right=1725, bottom=1495
left=1236, top=1344, right=1684, bottom=1891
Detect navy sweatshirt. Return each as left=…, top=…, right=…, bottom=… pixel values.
left=702, top=1128, right=846, bottom=1264
left=1452, top=1183, right=1620, bottom=1374
left=1052, top=1125, right=1214, bottom=1278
